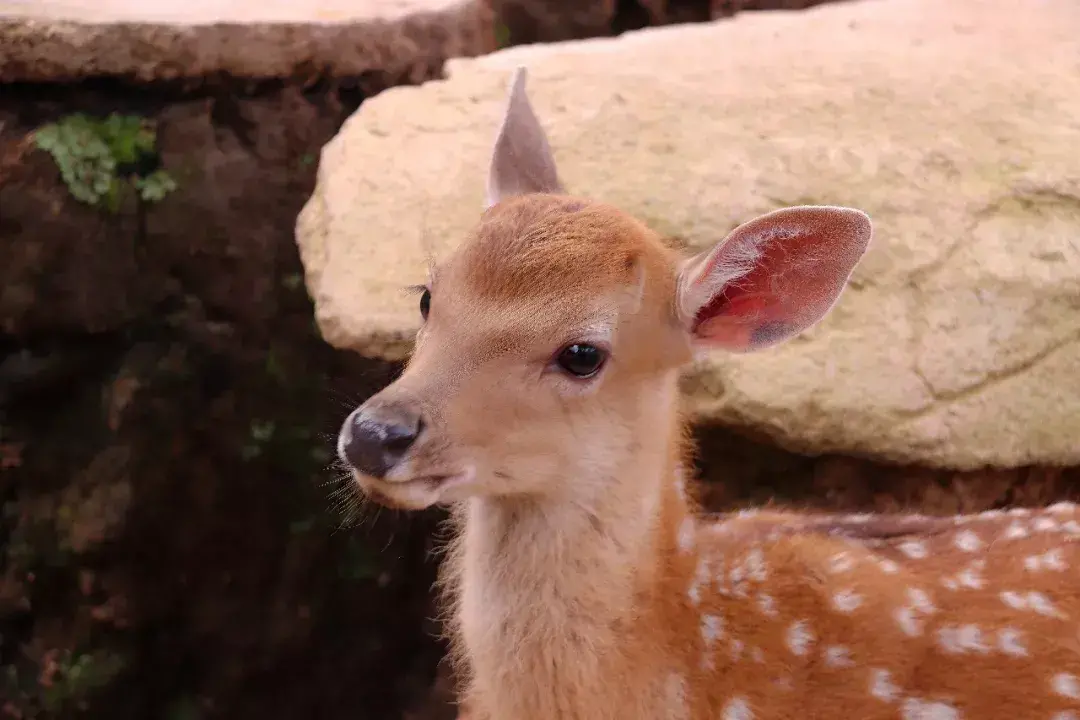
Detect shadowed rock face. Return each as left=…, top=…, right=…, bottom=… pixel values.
left=0, top=75, right=457, bottom=719
left=488, top=0, right=848, bottom=44
left=0, top=0, right=496, bottom=82
left=296, top=0, right=1080, bottom=470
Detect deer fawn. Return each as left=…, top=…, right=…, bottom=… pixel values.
left=336, top=67, right=1080, bottom=719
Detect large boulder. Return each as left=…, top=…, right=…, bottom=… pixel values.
left=0, top=0, right=495, bottom=82
left=296, top=0, right=1080, bottom=470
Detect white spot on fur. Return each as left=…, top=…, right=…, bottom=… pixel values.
left=1052, top=673, right=1080, bottom=699
left=1000, top=590, right=1066, bottom=618
left=729, top=563, right=745, bottom=587
left=895, top=607, right=921, bottom=636
left=1045, top=548, right=1071, bottom=569
left=702, top=614, right=723, bottom=644
left=1063, top=520, right=1080, bottom=536
left=730, top=637, right=744, bottom=660
left=677, top=517, right=695, bottom=553
left=996, top=627, right=1028, bottom=657
left=786, top=620, right=813, bottom=656
left=1034, top=516, right=1059, bottom=532
left=757, top=593, right=778, bottom=617
left=1003, top=522, right=1029, bottom=539
left=943, top=559, right=986, bottom=591
left=824, top=645, right=854, bottom=668
left=745, top=548, right=768, bottom=582
left=722, top=696, right=753, bottom=720
left=900, top=697, right=959, bottom=720
left=1029, top=591, right=1066, bottom=618
left=1010, top=507, right=1032, bottom=517
left=832, top=589, right=863, bottom=613
left=1024, top=548, right=1067, bottom=572
left=870, top=669, right=899, bottom=702
left=1048, top=501, right=1075, bottom=515
left=908, top=588, right=935, bottom=613
left=1051, top=713, right=1078, bottom=720
left=674, top=467, right=687, bottom=502
left=957, top=561, right=985, bottom=589
left=954, top=529, right=982, bottom=552
left=937, top=624, right=989, bottom=654
left=751, top=646, right=765, bottom=663
left=689, top=557, right=711, bottom=605
left=829, top=552, right=855, bottom=573
left=899, top=540, right=928, bottom=559
left=879, top=559, right=900, bottom=574
left=1000, top=590, right=1026, bottom=609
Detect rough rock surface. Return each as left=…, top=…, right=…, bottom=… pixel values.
left=296, top=0, right=1080, bottom=470
left=487, top=0, right=841, bottom=44
left=0, top=0, right=494, bottom=82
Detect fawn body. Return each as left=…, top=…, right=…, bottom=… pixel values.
left=336, top=68, right=1080, bottom=719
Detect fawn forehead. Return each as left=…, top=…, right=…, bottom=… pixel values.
left=437, top=194, right=675, bottom=310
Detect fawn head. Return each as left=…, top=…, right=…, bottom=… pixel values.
left=337, top=67, right=873, bottom=510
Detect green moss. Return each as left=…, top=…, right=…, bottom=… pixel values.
left=40, top=651, right=125, bottom=713
left=2, top=649, right=126, bottom=717
left=34, top=113, right=177, bottom=211
left=494, top=22, right=511, bottom=48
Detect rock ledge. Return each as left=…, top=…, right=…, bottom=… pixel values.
left=0, top=0, right=494, bottom=82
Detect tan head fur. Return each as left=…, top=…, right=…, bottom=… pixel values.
left=337, top=67, right=872, bottom=514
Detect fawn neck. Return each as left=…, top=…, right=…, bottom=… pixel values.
left=452, top=371, right=692, bottom=719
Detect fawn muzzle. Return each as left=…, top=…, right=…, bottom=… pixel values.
left=338, top=402, right=423, bottom=479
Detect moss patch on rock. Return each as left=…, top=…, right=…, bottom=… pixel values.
left=33, top=113, right=176, bottom=211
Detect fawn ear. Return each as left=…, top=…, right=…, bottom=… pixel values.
left=484, top=66, right=564, bottom=210
left=677, top=206, right=872, bottom=353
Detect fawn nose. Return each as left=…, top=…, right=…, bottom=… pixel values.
left=338, top=406, right=422, bottom=479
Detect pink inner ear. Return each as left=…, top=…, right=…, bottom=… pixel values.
left=689, top=207, right=871, bottom=352
left=691, top=253, right=796, bottom=350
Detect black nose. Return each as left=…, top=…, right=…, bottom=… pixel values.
left=340, top=408, right=422, bottom=479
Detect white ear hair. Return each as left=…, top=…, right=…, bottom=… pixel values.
left=676, top=205, right=873, bottom=353
left=484, top=66, right=564, bottom=210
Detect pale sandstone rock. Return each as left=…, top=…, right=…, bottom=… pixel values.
left=296, top=0, right=1080, bottom=469
left=0, top=0, right=494, bottom=81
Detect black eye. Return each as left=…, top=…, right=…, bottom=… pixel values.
left=556, top=343, right=607, bottom=378
left=419, top=288, right=431, bottom=320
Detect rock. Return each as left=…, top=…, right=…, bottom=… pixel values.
left=487, top=0, right=842, bottom=44
left=712, top=0, right=840, bottom=16
left=0, top=81, right=357, bottom=337
left=0, top=0, right=495, bottom=82
left=296, top=0, right=1080, bottom=470
left=487, top=0, right=620, bottom=44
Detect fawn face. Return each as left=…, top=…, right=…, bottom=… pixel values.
left=337, top=68, right=873, bottom=510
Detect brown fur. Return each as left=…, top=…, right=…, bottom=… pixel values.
left=354, top=193, right=1080, bottom=719
left=340, top=68, right=1080, bottom=719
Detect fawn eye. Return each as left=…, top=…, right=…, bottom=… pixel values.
left=555, top=343, right=607, bottom=378
left=419, top=288, right=431, bottom=320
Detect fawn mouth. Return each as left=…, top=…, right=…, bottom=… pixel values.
left=356, top=469, right=474, bottom=509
